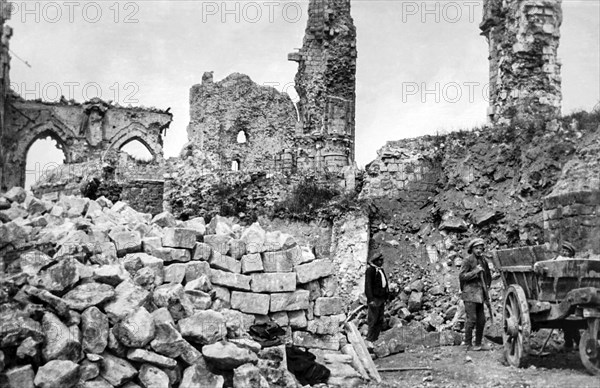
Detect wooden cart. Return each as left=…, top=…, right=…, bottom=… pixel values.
left=491, top=246, right=600, bottom=375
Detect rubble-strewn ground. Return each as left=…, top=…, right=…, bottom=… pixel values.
left=371, top=344, right=598, bottom=388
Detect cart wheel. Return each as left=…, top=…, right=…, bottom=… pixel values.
left=580, top=318, right=600, bottom=376
left=503, top=284, right=531, bottom=367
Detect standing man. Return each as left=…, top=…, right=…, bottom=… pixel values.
left=365, top=252, right=389, bottom=346
left=459, top=238, right=492, bottom=351
left=555, top=241, right=581, bottom=350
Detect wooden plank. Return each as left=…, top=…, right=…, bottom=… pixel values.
left=501, top=265, right=534, bottom=272
left=344, top=322, right=382, bottom=383
left=341, top=344, right=370, bottom=380
left=378, top=367, right=432, bottom=372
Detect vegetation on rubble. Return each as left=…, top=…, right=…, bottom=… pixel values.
left=270, top=169, right=368, bottom=222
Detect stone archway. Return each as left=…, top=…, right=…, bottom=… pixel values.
left=108, top=123, right=163, bottom=160
left=4, top=120, right=75, bottom=190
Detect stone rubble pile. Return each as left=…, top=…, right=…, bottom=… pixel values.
left=0, top=187, right=366, bottom=388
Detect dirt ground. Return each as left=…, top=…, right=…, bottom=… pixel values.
left=366, top=342, right=599, bottom=388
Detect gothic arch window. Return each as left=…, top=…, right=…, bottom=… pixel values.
left=120, top=138, right=154, bottom=161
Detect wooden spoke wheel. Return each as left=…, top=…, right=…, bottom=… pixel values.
left=580, top=317, right=600, bottom=375
left=502, top=285, right=531, bottom=367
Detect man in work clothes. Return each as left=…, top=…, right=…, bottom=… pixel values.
left=555, top=241, right=581, bottom=350
left=459, top=238, right=492, bottom=351
left=365, top=253, right=389, bottom=346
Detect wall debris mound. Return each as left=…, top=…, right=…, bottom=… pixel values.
left=0, top=189, right=375, bottom=387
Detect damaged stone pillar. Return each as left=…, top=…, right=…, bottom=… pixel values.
left=289, top=0, right=357, bottom=173
left=480, top=0, right=562, bottom=124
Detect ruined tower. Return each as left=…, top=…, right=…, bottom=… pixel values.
left=289, top=0, right=357, bottom=173
left=480, top=0, right=562, bottom=124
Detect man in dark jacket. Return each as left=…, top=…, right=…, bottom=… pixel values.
left=365, top=253, right=389, bottom=345
left=459, top=238, right=492, bottom=351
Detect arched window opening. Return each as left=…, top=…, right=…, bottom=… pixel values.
left=231, top=160, right=240, bottom=171
left=26, top=136, right=66, bottom=190
left=236, top=130, right=247, bottom=144
left=120, top=139, right=153, bottom=161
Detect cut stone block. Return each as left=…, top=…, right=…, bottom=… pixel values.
left=270, top=290, right=310, bottom=312
left=295, top=259, right=334, bottom=284
left=210, top=269, right=251, bottom=291
left=162, top=228, right=196, bottom=249
left=250, top=273, right=296, bottom=293
left=231, top=291, right=270, bottom=315
left=288, top=311, right=308, bottom=329
left=185, top=261, right=211, bottom=282
left=262, top=250, right=293, bottom=272
left=306, top=314, right=345, bottom=335
left=204, top=234, right=232, bottom=255
left=240, top=253, right=263, bottom=274
left=292, top=331, right=340, bottom=351
left=209, top=251, right=241, bottom=273
left=314, top=297, right=344, bottom=316
left=192, top=242, right=212, bottom=261
left=108, top=230, right=142, bottom=256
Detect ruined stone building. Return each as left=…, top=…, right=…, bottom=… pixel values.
left=187, top=0, right=358, bottom=177
left=289, top=0, right=357, bottom=172
left=186, top=72, right=297, bottom=173
left=480, top=0, right=562, bottom=124
left=0, top=0, right=172, bottom=194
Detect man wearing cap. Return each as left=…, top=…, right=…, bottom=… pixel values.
left=555, top=241, right=581, bottom=350
left=365, top=253, right=389, bottom=345
left=459, top=238, right=492, bottom=351
left=557, top=241, right=576, bottom=259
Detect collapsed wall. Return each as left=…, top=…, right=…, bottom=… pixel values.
left=480, top=0, right=563, bottom=124
left=0, top=190, right=371, bottom=387
left=361, top=112, right=600, bottom=264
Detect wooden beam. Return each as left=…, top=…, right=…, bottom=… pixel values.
left=344, top=322, right=382, bottom=383
left=378, top=366, right=432, bottom=372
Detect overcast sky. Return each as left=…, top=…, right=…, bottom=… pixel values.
left=8, top=0, right=599, bottom=188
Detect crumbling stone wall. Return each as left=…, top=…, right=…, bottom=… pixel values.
left=481, top=0, right=562, bottom=124
left=186, top=72, right=297, bottom=173
left=289, top=0, right=357, bottom=172
left=120, top=180, right=165, bottom=216
left=31, top=152, right=166, bottom=215
left=0, top=96, right=172, bottom=192
left=0, top=0, right=12, bottom=194
left=360, top=138, right=442, bottom=204
left=543, top=128, right=600, bottom=254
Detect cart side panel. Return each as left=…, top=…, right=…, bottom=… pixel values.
left=535, top=259, right=600, bottom=301
left=492, top=247, right=544, bottom=299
